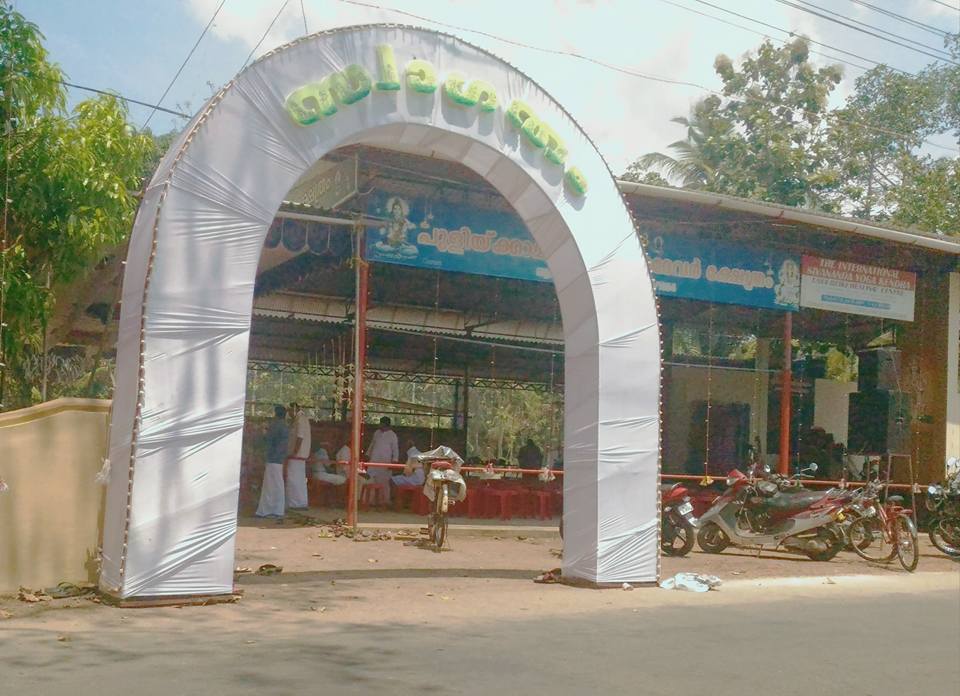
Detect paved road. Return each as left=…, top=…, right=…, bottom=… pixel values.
left=3, top=572, right=958, bottom=696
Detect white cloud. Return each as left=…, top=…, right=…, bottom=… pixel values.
left=183, top=0, right=956, bottom=169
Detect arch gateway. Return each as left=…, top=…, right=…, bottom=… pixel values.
left=101, top=25, right=661, bottom=598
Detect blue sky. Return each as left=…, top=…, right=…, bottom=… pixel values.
left=16, top=0, right=960, bottom=172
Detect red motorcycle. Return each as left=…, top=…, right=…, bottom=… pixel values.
left=696, top=464, right=850, bottom=561
left=661, top=482, right=698, bottom=556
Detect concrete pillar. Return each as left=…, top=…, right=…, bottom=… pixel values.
left=900, top=271, right=958, bottom=483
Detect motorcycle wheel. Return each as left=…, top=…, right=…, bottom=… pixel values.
left=432, top=485, right=448, bottom=552
left=840, top=511, right=874, bottom=551
left=661, top=514, right=696, bottom=557
left=696, top=522, right=730, bottom=554
left=804, top=526, right=843, bottom=561
left=848, top=517, right=897, bottom=562
left=929, top=518, right=960, bottom=557
left=895, top=514, right=919, bottom=572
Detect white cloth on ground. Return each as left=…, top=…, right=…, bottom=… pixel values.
left=285, top=458, right=309, bottom=509
left=256, top=462, right=285, bottom=517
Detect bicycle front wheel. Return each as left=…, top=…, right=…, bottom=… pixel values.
left=432, top=484, right=448, bottom=551
left=848, top=516, right=896, bottom=562
left=895, top=514, right=919, bottom=572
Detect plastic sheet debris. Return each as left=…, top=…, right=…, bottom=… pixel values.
left=621, top=582, right=634, bottom=591
left=0, top=477, right=8, bottom=493
left=658, top=573, right=722, bottom=592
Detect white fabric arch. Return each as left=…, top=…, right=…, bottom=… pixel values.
left=101, top=25, right=661, bottom=598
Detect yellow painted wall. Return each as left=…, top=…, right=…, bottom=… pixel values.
left=0, top=399, right=110, bottom=594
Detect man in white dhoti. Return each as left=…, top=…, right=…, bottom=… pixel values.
left=256, top=405, right=290, bottom=519
left=285, top=402, right=311, bottom=510
left=366, top=416, right=399, bottom=504
left=311, top=440, right=346, bottom=485
left=391, top=440, right=424, bottom=487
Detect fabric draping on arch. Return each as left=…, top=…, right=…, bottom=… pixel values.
left=101, top=25, right=661, bottom=598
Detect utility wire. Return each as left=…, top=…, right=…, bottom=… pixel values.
left=656, top=0, right=873, bottom=74
left=300, top=0, right=309, bottom=34
left=336, top=0, right=958, bottom=153
left=797, top=0, right=953, bottom=56
left=60, top=80, right=191, bottom=119
left=142, top=0, right=227, bottom=130
left=690, top=0, right=916, bottom=75
left=927, top=0, right=960, bottom=12
left=241, top=0, right=292, bottom=70
left=775, top=0, right=960, bottom=65
left=846, top=0, right=953, bottom=37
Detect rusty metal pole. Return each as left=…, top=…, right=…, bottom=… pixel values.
left=779, top=312, right=793, bottom=475
left=347, top=224, right=368, bottom=529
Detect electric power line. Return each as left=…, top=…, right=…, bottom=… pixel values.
left=846, top=0, right=953, bottom=37
left=690, top=0, right=916, bottom=75
left=242, top=0, right=293, bottom=70
left=927, top=0, right=960, bottom=12
left=300, top=0, right=309, bottom=34
left=656, top=0, right=874, bottom=74
left=142, top=0, right=227, bottom=130
left=333, top=0, right=958, bottom=153
left=61, top=80, right=191, bottom=119
left=776, top=0, right=959, bottom=65
left=798, top=0, right=953, bottom=56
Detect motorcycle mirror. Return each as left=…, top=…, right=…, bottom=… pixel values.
left=763, top=464, right=771, bottom=474
left=808, top=462, right=818, bottom=473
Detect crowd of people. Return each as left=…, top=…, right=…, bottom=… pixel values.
left=254, top=404, right=558, bottom=520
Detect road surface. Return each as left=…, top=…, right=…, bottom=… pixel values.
left=3, top=568, right=957, bottom=696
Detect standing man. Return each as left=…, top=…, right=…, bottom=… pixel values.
left=518, top=437, right=543, bottom=476
left=256, top=405, right=289, bottom=519
left=366, top=416, right=399, bottom=504
left=286, top=402, right=311, bottom=510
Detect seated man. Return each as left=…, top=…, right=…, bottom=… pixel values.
left=310, top=440, right=346, bottom=485
left=391, top=439, right=424, bottom=487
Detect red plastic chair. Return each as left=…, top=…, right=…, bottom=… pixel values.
left=359, top=481, right=389, bottom=510
left=485, top=488, right=521, bottom=520
left=394, top=484, right=421, bottom=512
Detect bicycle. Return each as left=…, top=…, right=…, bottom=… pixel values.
left=846, top=479, right=919, bottom=572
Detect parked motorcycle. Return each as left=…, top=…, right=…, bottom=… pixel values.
left=696, top=463, right=847, bottom=561
left=926, top=457, right=960, bottom=558
left=661, top=482, right=698, bottom=557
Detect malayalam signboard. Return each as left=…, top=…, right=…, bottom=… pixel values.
left=800, top=255, right=916, bottom=321
left=364, top=192, right=552, bottom=283
left=646, top=234, right=801, bottom=311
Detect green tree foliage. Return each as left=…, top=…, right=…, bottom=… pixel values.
left=626, top=35, right=960, bottom=235
left=0, top=4, right=154, bottom=407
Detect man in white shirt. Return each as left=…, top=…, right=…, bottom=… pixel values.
left=310, top=440, right=346, bottom=485
left=391, top=440, right=424, bottom=487
left=285, top=403, right=311, bottom=509
left=366, top=416, right=399, bottom=503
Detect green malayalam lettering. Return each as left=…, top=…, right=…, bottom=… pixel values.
left=328, top=64, right=372, bottom=105
left=465, top=80, right=498, bottom=112
left=506, top=99, right=535, bottom=130
left=406, top=59, right=438, bottom=93
left=443, top=72, right=477, bottom=106
left=565, top=167, right=588, bottom=196
left=285, top=81, right=338, bottom=125
left=375, top=44, right=401, bottom=91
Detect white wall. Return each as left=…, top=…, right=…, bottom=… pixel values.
left=947, top=273, right=960, bottom=466
left=664, top=364, right=769, bottom=472
left=813, top=378, right=858, bottom=446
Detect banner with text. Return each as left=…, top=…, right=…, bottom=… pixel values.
left=646, top=234, right=801, bottom=311
left=800, top=255, right=915, bottom=321
left=364, top=192, right=552, bottom=283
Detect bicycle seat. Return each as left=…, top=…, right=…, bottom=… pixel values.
left=431, top=461, right=454, bottom=471
left=887, top=495, right=905, bottom=506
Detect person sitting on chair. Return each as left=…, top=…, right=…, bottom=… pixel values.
left=310, top=440, right=346, bottom=485
left=392, top=439, right=424, bottom=487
